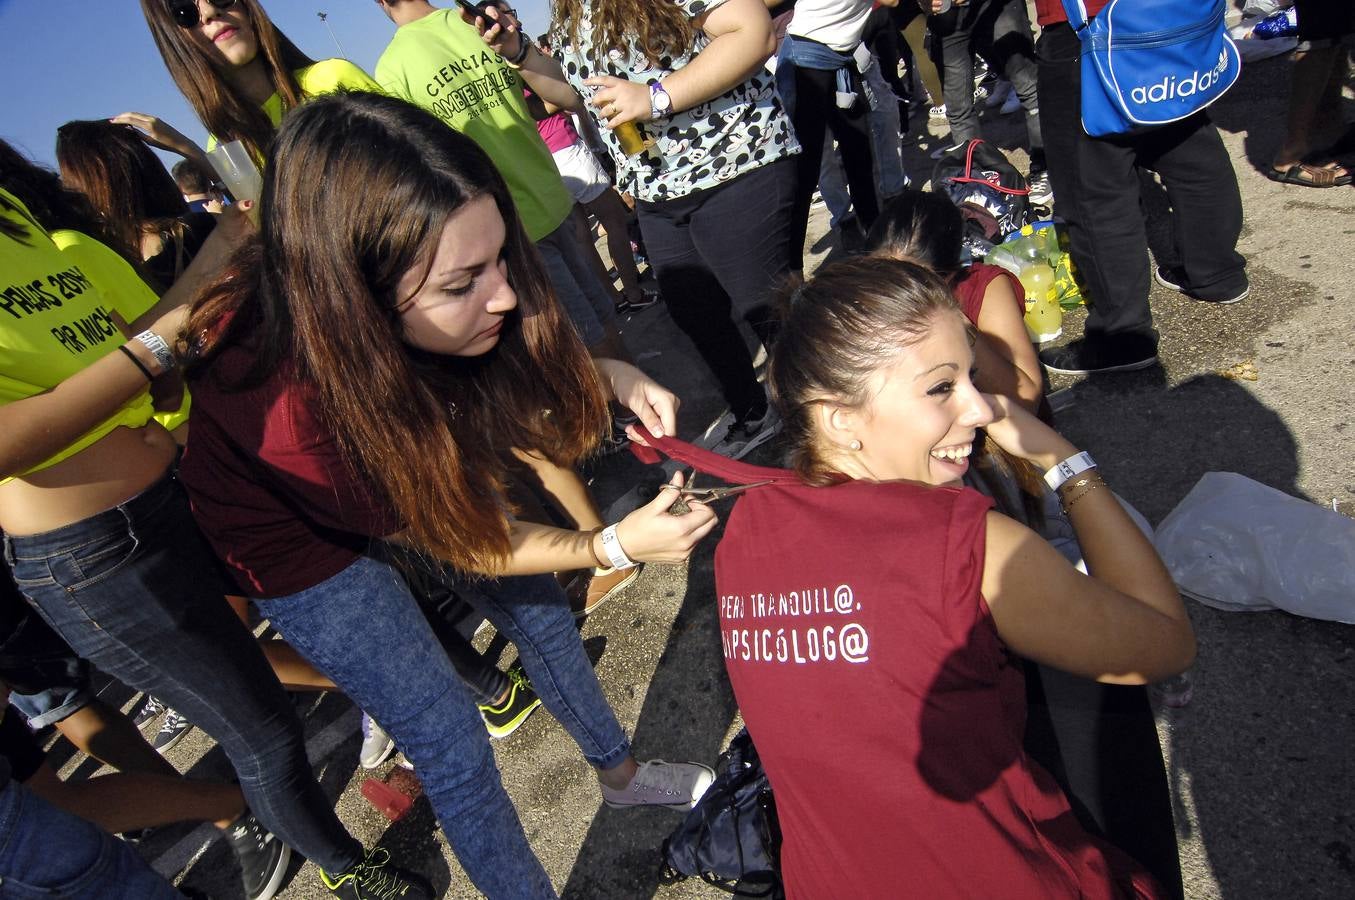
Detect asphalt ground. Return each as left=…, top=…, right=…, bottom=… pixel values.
left=54, top=44, right=1354, bottom=900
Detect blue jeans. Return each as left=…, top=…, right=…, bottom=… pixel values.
left=257, top=556, right=631, bottom=900
left=3, top=472, right=363, bottom=875
left=536, top=211, right=615, bottom=349
left=0, top=776, right=183, bottom=899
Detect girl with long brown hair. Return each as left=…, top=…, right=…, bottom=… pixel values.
left=56, top=119, right=217, bottom=293
left=474, top=0, right=799, bottom=459
left=180, top=90, right=719, bottom=899
left=115, top=0, right=381, bottom=183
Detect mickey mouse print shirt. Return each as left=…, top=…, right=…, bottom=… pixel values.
left=549, top=0, right=799, bottom=204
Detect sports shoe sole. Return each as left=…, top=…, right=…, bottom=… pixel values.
left=359, top=739, right=396, bottom=770
left=1153, top=268, right=1249, bottom=304
left=481, top=697, right=543, bottom=739
left=1041, top=355, right=1159, bottom=376
left=253, top=844, right=291, bottom=900
left=573, top=565, right=642, bottom=619
left=154, top=726, right=193, bottom=755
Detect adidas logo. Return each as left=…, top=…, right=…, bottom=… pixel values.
left=1130, top=49, right=1230, bottom=106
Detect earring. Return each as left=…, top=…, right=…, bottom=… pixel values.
left=848, top=439, right=862, bottom=451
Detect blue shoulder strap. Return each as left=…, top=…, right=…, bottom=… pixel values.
left=1060, top=0, right=1091, bottom=33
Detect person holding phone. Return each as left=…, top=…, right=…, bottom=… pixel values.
left=470, top=0, right=800, bottom=460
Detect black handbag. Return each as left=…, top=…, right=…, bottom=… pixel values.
left=660, top=728, right=784, bottom=897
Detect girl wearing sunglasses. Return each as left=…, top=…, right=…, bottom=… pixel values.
left=121, top=0, right=381, bottom=176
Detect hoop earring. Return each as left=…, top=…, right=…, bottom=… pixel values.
left=849, top=439, right=862, bottom=451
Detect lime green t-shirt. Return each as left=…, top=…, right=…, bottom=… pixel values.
left=50, top=229, right=190, bottom=434
left=375, top=9, right=573, bottom=242
left=208, top=58, right=384, bottom=153
left=0, top=190, right=155, bottom=480
left=261, top=58, right=384, bottom=127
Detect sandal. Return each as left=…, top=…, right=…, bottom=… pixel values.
left=1266, top=161, right=1352, bottom=188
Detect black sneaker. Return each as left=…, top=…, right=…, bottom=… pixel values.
left=223, top=812, right=291, bottom=900
left=712, top=404, right=780, bottom=460
left=1039, top=338, right=1159, bottom=375
left=478, top=666, right=542, bottom=739
left=153, top=709, right=193, bottom=754
left=320, top=848, right=432, bottom=899
left=625, top=289, right=661, bottom=311
left=1153, top=265, right=1249, bottom=304
left=132, top=694, right=165, bottom=729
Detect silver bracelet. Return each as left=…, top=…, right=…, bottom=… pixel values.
left=133, top=330, right=176, bottom=375
left=599, top=524, right=638, bottom=570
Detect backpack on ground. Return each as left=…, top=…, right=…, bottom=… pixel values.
left=931, top=139, right=1030, bottom=254
left=660, top=728, right=784, bottom=897
left=1061, top=0, right=1241, bottom=137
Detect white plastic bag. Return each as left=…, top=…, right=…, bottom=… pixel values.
left=1154, top=473, right=1355, bottom=623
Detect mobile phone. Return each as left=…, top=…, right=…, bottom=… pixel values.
left=454, top=0, right=502, bottom=19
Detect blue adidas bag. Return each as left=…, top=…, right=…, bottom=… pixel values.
left=1061, top=0, right=1241, bottom=137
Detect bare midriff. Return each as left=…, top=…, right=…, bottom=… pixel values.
left=0, top=423, right=179, bottom=535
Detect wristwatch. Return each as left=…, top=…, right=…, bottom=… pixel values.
left=649, top=81, right=672, bottom=120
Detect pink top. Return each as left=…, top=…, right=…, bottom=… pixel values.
left=534, top=107, right=579, bottom=154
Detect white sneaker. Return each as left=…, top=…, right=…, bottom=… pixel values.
left=928, top=103, right=948, bottom=124
left=601, top=759, right=716, bottom=810
left=359, top=712, right=396, bottom=769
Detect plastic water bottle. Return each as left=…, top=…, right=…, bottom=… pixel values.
left=1018, top=261, right=1062, bottom=342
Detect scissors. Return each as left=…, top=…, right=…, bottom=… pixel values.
left=666, top=478, right=775, bottom=515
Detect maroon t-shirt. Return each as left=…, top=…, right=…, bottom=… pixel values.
left=180, top=338, right=399, bottom=598
left=1035, top=0, right=1111, bottom=27
left=953, top=262, right=1023, bottom=325
left=711, top=461, right=1158, bottom=898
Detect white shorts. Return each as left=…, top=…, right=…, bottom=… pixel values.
left=550, top=141, right=611, bottom=205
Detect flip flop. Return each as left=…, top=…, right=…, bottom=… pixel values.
left=1266, top=162, right=1352, bottom=188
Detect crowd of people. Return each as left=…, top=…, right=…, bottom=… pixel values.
left=2, top=0, right=1340, bottom=898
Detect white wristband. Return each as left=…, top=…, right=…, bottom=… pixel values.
left=133, top=330, right=176, bottom=374
left=1044, top=451, right=1097, bottom=492
left=598, top=524, right=637, bottom=570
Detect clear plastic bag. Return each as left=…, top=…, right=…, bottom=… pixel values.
left=1153, top=473, right=1355, bottom=623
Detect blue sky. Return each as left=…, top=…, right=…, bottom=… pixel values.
left=0, top=0, right=552, bottom=168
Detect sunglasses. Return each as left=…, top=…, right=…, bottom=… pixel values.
left=168, top=0, right=238, bottom=29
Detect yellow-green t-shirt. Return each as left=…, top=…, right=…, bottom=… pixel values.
left=261, top=58, right=384, bottom=127
left=50, top=229, right=190, bottom=434
left=375, top=9, right=573, bottom=242
left=208, top=58, right=384, bottom=152
left=0, top=190, right=155, bottom=480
